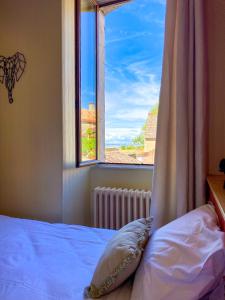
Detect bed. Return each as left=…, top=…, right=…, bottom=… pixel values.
left=0, top=215, right=132, bottom=300
left=0, top=176, right=225, bottom=300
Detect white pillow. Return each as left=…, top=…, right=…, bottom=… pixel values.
left=85, top=217, right=153, bottom=298
left=131, top=204, right=225, bottom=300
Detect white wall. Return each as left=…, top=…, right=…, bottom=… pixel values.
left=206, top=0, right=225, bottom=174
left=90, top=166, right=153, bottom=191
left=0, top=0, right=63, bottom=222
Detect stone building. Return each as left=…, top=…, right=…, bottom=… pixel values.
left=143, top=110, right=157, bottom=163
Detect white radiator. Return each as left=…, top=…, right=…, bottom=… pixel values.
left=93, top=187, right=151, bottom=229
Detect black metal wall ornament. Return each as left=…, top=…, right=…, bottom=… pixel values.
left=0, top=52, right=26, bottom=103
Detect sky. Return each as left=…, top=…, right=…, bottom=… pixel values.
left=105, top=0, right=166, bottom=147
left=81, top=4, right=96, bottom=110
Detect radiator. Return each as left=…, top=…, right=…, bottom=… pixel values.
left=93, top=187, right=151, bottom=229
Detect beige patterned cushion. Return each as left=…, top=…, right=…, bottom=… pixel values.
left=85, top=217, right=153, bottom=298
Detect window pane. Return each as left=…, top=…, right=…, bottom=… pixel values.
left=80, top=0, right=97, bottom=162
left=105, top=0, right=165, bottom=164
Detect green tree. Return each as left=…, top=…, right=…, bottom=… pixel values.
left=82, top=128, right=96, bottom=159
left=150, top=103, right=159, bottom=115
left=132, top=134, right=144, bottom=147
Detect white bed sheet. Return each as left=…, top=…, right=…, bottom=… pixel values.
left=0, top=215, right=132, bottom=300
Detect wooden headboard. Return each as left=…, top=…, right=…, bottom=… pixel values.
left=207, top=175, right=225, bottom=232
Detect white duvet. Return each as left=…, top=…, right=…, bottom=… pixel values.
left=0, top=215, right=132, bottom=300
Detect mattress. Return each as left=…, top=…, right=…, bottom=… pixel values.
left=0, top=215, right=133, bottom=300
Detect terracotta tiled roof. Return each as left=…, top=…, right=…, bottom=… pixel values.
left=81, top=109, right=96, bottom=124
left=145, top=112, right=157, bottom=140
left=105, top=151, right=142, bottom=164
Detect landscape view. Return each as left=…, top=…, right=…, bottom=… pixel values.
left=104, top=0, right=166, bottom=164
left=105, top=104, right=158, bottom=164
left=80, top=103, right=158, bottom=164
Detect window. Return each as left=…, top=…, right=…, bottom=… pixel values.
left=76, top=0, right=165, bottom=166
left=76, top=0, right=98, bottom=166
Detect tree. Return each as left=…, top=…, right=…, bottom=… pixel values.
left=150, top=103, right=159, bottom=115
left=132, top=134, right=144, bottom=147
left=82, top=128, right=96, bottom=159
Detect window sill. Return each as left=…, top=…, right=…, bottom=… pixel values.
left=95, top=163, right=154, bottom=171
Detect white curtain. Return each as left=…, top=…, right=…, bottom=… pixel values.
left=151, top=0, right=208, bottom=229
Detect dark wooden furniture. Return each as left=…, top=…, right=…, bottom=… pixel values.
left=207, top=175, right=225, bottom=231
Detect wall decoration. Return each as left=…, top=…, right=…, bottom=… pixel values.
left=0, top=52, right=26, bottom=103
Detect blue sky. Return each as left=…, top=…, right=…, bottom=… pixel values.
left=105, top=0, right=166, bottom=147
left=81, top=8, right=96, bottom=109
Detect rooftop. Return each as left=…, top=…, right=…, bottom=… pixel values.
left=81, top=109, right=96, bottom=124
left=105, top=150, right=142, bottom=164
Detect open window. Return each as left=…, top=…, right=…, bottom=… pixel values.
left=75, top=0, right=98, bottom=167
left=75, top=0, right=165, bottom=167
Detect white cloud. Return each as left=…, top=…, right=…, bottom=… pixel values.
left=105, top=60, right=160, bottom=145
left=105, top=66, right=160, bottom=109
left=106, top=31, right=152, bottom=45
left=105, top=127, right=141, bottom=145
left=112, top=109, right=149, bottom=122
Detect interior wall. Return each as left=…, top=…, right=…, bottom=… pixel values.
left=0, top=0, right=63, bottom=222
left=90, top=166, right=153, bottom=191
left=62, top=0, right=91, bottom=226
left=206, top=0, right=225, bottom=174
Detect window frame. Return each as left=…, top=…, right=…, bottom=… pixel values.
left=75, top=0, right=100, bottom=167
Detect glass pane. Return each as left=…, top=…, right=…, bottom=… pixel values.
left=80, top=0, right=97, bottom=162
left=104, top=0, right=165, bottom=164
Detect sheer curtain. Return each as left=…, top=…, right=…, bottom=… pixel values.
left=151, top=0, right=208, bottom=229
